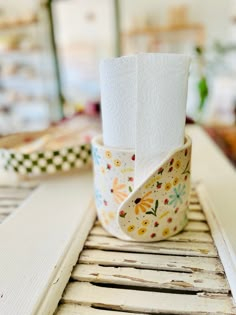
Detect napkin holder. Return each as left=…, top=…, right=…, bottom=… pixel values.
left=92, top=135, right=192, bottom=242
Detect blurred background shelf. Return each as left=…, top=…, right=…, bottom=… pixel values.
left=0, top=0, right=235, bottom=147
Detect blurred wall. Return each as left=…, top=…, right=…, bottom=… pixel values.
left=120, top=0, right=234, bottom=45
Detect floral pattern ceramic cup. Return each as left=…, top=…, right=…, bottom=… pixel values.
left=92, top=135, right=192, bottom=242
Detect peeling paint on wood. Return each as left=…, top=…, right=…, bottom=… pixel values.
left=79, top=249, right=223, bottom=274
left=85, top=235, right=217, bottom=257
left=62, top=282, right=236, bottom=314
left=72, top=264, right=229, bottom=293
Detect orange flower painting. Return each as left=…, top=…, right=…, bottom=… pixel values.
left=134, top=191, right=153, bottom=215
left=110, top=177, right=128, bottom=204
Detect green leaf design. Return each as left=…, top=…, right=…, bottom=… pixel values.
left=182, top=161, right=190, bottom=175
left=146, top=199, right=159, bottom=216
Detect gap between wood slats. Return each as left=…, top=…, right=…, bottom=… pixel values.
left=187, top=211, right=206, bottom=221
left=85, top=235, right=217, bottom=257
left=188, top=204, right=202, bottom=211
left=94, top=220, right=210, bottom=232
left=62, top=282, right=236, bottom=314
left=90, top=227, right=212, bottom=243
left=185, top=221, right=209, bottom=232
left=79, top=249, right=224, bottom=274
left=56, top=304, right=145, bottom=315
left=72, top=264, right=229, bottom=293
left=0, top=185, right=34, bottom=223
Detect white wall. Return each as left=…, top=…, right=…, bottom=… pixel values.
left=53, top=0, right=113, bottom=45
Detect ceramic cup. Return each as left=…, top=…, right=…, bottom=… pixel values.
left=92, top=135, right=192, bottom=242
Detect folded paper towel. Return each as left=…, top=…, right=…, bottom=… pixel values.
left=100, top=53, right=191, bottom=186
left=100, top=55, right=137, bottom=149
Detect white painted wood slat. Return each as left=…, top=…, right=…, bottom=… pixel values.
left=187, top=211, right=206, bottom=221
left=85, top=235, right=217, bottom=257
left=95, top=220, right=210, bottom=232
left=184, top=221, right=209, bottom=232
left=188, top=204, right=202, bottom=211
left=90, top=226, right=212, bottom=243
left=72, top=264, right=229, bottom=293
left=0, top=171, right=95, bottom=315
left=79, top=249, right=224, bottom=274
left=187, top=126, right=236, bottom=303
left=56, top=304, right=145, bottom=315
left=62, top=282, right=236, bottom=314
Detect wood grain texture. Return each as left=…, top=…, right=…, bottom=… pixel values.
left=62, top=282, right=236, bottom=314
left=187, top=211, right=206, bottom=221
left=188, top=204, right=202, bottom=211
left=187, top=126, right=236, bottom=303
left=90, top=226, right=212, bottom=243
left=56, top=304, right=144, bottom=315
left=197, top=184, right=236, bottom=308
left=72, top=264, right=229, bottom=293
left=184, top=221, right=209, bottom=232
left=85, top=235, right=217, bottom=257
left=79, top=249, right=224, bottom=274
left=0, top=171, right=95, bottom=315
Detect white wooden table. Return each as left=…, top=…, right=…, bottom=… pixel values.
left=0, top=125, right=235, bottom=315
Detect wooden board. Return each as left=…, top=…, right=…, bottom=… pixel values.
left=79, top=249, right=223, bottom=273
left=0, top=171, right=95, bottom=315
left=72, top=264, right=229, bottom=293
left=85, top=235, right=217, bottom=257
left=187, top=126, right=236, bottom=302
left=62, top=282, right=235, bottom=314
left=56, top=304, right=144, bottom=315
left=56, top=188, right=236, bottom=315
left=90, top=226, right=212, bottom=243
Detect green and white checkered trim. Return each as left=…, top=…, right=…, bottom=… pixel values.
left=0, top=144, right=92, bottom=176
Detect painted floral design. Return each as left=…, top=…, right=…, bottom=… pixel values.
left=146, top=199, right=159, bottom=216
left=119, top=210, right=127, bottom=218
left=134, top=191, right=153, bottom=215
left=100, top=210, right=115, bottom=226
left=182, top=161, right=191, bottom=175
left=114, top=159, right=121, bottom=167
left=111, top=177, right=128, bottom=204
left=175, top=160, right=181, bottom=169
left=105, top=150, right=112, bottom=159
left=162, top=227, right=170, bottom=237
left=93, top=134, right=191, bottom=242
left=169, top=184, right=186, bottom=207
left=156, top=181, right=162, bottom=189
left=95, top=189, right=102, bottom=207
left=141, top=219, right=150, bottom=226
left=138, top=227, right=147, bottom=235
left=92, top=147, right=101, bottom=165
left=173, top=177, right=179, bottom=186
left=127, top=225, right=135, bottom=232
left=165, top=182, right=172, bottom=191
